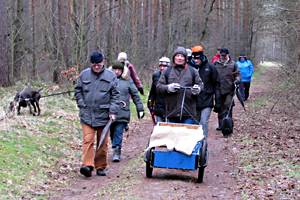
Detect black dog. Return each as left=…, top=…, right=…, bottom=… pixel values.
left=12, top=87, right=42, bottom=116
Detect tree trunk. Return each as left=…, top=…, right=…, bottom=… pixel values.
left=0, top=1, right=10, bottom=86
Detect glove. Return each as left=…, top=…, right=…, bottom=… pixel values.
left=147, top=100, right=154, bottom=111
left=138, top=111, right=145, bottom=119
left=234, top=80, right=240, bottom=86
left=138, top=87, right=144, bottom=95
left=167, top=83, right=181, bottom=93
left=191, top=84, right=201, bottom=95
left=213, top=105, right=221, bottom=113
left=109, top=114, right=116, bottom=121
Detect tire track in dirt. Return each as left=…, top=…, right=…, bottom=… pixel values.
left=50, top=114, right=240, bottom=200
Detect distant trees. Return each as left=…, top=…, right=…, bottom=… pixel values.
left=0, top=0, right=297, bottom=87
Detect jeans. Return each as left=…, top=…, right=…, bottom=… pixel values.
left=110, top=122, right=127, bottom=149
left=167, top=117, right=196, bottom=124
left=155, top=115, right=164, bottom=124
left=199, top=107, right=212, bottom=137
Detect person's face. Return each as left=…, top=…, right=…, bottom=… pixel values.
left=193, top=57, right=202, bottom=65
left=220, top=54, right=228, bottom=62
left=113, top=68, right=123, bottom=77
left=239, top=57, right=245, bottom=62
left=159, top=64, right=168, bottom=72
left=174, top=54, right=186, bottom=65
left=91, top=61, right=104, bottom=73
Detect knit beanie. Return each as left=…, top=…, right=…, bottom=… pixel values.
left=117, top=52, right=128, bottom=61
left=172, top=46, right=187, bottom=63
left=111, top=61, right=124, bottom=70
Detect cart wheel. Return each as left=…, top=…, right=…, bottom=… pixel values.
left=146, top=161, right=153, bottom=178
left=197, top=167, right=205, bottom=183
left=145, top=148, right=154, bottom=178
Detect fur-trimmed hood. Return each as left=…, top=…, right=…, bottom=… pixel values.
left=108, top=65, right=130, bottom=80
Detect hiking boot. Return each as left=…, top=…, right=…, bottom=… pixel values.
left=80, top=166, right=93, bottom=177
left=96, top=169, right=107, bottom=176
left=125, top=124, right=129, bottom=132
left=112, top=147, right=121, bottom=162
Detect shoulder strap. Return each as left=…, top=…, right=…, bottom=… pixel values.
left=164, top=67, right=172, bottom=84
left=188, top=65, right=196, bottom=83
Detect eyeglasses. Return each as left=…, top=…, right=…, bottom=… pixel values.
left=220, top=54, right=227, bottom=57
left=192, top=56, right=201, bottom=60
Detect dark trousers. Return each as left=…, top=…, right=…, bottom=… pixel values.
left=240, top=82, right=251, bottom=101
left=217, top=93, right=234, bottom=128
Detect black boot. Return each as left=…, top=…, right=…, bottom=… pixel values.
left=112, top=147, right=121, bottom=162
left=80, top=166, right=93, bottom=177
left=216, top=118, right=222, bottom=131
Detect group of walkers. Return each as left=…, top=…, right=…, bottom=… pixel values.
left=74, top=46, right=254, bottom=177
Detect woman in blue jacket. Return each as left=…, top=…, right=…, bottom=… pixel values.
left=236, top=54, right=254, bottom=101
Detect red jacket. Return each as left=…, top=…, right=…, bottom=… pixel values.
left=127, top=63, right=144, bottom=94
left=211, top=54, right=220, bottom=64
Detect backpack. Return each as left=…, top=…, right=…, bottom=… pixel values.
left=164, top=65, right=196, bottom=84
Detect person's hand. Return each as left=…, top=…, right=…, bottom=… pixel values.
left=147, top=100, right=154, bottom=111
left=191, top=84, right=201, bottom=95
left=138, top=87, right=144, bottom=95
left=138, top=111, right=145, bottom=119
left=109, top=114, right=116, bottom=121
left=234, top=80, right=240, bottom=86
left=167, top=83, right=181, bottom=93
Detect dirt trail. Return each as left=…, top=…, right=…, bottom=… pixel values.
left=50, top=112, right=240, bottom=200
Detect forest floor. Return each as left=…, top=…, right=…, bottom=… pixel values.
left=0, top=62, right=299, bottom=199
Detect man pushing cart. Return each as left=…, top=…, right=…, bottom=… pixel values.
left=144, top=47, right=208, bottom=183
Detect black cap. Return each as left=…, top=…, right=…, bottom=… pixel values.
left=90, top=51, right=104, bottom=64
left=220, top=48, right=229, bottom=55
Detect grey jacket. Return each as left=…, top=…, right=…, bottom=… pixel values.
left=156, top=65, right=203, bottom=119
left=74, top=67, right=120, bottom=127
left=115, top=77, right=144, bottom=122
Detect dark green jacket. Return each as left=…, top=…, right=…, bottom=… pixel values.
left=115, top=68, right=144, bottom=122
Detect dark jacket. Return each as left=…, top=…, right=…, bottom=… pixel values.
left=74, top=67, right=120, bottom=127
left=190, top=56, right=221, bottom=110
left=156, top=65, right=203, bottom=119
left=115, top=68, right=144, bottom=122
left=214, top=59, right=240, bottom=95
left=148, top=70, right=165, bottom=117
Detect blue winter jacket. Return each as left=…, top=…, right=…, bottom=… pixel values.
left=236, top=60, right=254, bottom=82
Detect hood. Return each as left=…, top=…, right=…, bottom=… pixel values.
left=108, top=65, right=130, bottom=80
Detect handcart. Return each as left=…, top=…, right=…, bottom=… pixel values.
left=144, top=122, right=208, bottom=183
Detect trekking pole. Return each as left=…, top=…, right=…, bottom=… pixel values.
left=179, top=86, right=191, bottom=121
